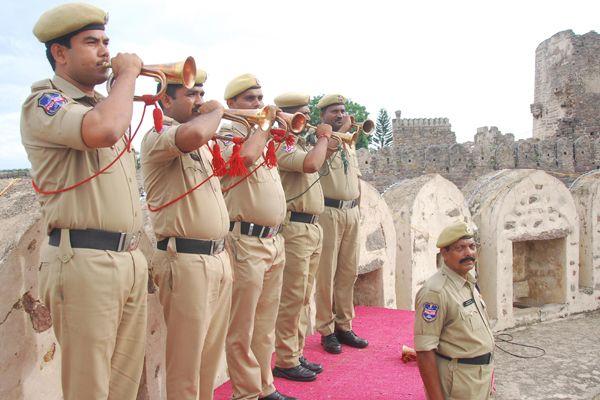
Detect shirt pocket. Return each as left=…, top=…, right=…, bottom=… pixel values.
left=246, top=159, right=269, bottom=183
left=96, top=147, right=117, bottom=174
left=181, top=153, right=206, bottom=182
left=461, top=307, right=487, bottom=332
left=328, top=154, right=344, bottom=171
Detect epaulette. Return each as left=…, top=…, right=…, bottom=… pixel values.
left=31, top=79, right=54, bottom=92
left=424, top=270, right=447, bottom=293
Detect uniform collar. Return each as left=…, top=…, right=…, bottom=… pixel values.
left=52, top=75, right=101, bottom=101
left=442, top=263, right=477, bottom=288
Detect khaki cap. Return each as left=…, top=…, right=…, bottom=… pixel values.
left=274, top=92, right=310, bottom=108
left=166, top=68, right=207, bottom=86
left=436, top=221, right=474, bottom=248
left=317, top=94, right=346, bottom=110
left=224, top=73, right=261, bottom=100
left=33, top=3, right=108, bottom=43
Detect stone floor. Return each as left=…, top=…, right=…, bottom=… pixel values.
left=495, top=310, right=600, bottom=400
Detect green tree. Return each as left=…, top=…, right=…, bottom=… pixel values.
left=371, top=108, right=393, bottom=149
left=308, top=94, right=371, bottom=149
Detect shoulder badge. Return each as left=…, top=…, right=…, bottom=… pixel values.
left=38, top=93, right=66, bottom=116
left=422, top=303, right=439, bottom=322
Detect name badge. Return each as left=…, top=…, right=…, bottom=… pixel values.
left=462, top=298, right=475, bottom=307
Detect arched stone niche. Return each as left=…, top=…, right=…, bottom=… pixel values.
left=570, top=170, right=600, bottom=312
left=354, top=180, right=397, bottom=309
left=382, top=174, right=472, bottom=310
left=464, top=169, right=580, bottom=330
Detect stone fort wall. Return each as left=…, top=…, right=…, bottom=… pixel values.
left=359, top=30, right=600, bottom=191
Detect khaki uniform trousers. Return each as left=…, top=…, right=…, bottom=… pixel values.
left=152, top=238, right=233, bottom=400
left=37, top=229, right=148, bottom=400
left=435, top=356, right=494, bottom=400
left=275, top=219, right=323, bottom=368
left=315, top=206, right=360, bottom=335
left=225, top=232, right=285, bottom=400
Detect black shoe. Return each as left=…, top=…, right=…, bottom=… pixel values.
left=259, top=390, right=298, bottom=400
left=321, top=333, right=342, bottom=354
left=299, top=356, right=323, bottom=374
left=335, top=329, right=369, bottom=348
left=273, top=364, right=317, bottom=382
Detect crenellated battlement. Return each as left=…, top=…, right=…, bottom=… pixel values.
left=361, top=30, right=599, bottom=192
left=394, top=116, right=451, bottom=128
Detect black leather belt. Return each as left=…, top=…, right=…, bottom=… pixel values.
left=289, top=211, right=319, bottom=224
left=156, top=237, right=225, bottom=255
left=436, top=352, right=492, bottom=365
left=324, top=197, right=359, bottom=209
left=49, top=228, right=141, bottom=252
left=229, top=221, right=282, bottom=238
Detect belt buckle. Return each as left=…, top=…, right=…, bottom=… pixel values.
left=311, top=215, right=319, bottom=224
left=265, top=226, right=275, bottom=238
left=119, top=232, right=140, bottom=252
left=212, top=239, right=225, bottom=255
left=341, top=200, right=351, bottom=209
left=265, top=225, right=280, bottom=238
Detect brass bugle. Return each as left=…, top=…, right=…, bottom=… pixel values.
left=222, top=105, right=278, bottom=135
left=212, top=133, right=238, bottom=142
left=350, top=116, right=375, bottom=135
left=276, top=111, right=308, bottom=134
left=331, top=131, right=357, bottom=145
left=104, top=56, right=197, bottom=102
left=305, top=123, right=356, bottom=145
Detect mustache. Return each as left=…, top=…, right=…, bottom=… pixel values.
left=459, top=256, right=476, bottom=264
left=192, top=105, right=201, bottom=114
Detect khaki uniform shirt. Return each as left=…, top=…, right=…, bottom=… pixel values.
left=140, top=117, right=230, bottom=242
left=320, top=142, right=361, bottom=201
left=20, top=75, right=142, bottom=234
left=218, top=122, right=286, bottom=227
left=414, top=264, right=495, bottom=358
left=276, top=138, right=324, bottom=215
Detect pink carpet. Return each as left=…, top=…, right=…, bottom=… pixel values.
left=214, top=306, right=425, bottom=400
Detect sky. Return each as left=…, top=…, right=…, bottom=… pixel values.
left=1, top=0, right=598, bottom=169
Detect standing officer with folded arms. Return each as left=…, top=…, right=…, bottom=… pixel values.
left=315, top=94, right=368, bottom=354
left=272, top=93, right=332, bottom=382
left=414, top=222, right=495, bottom=400
left=21, top=3, right=146, bottom=399
left=220, top=74, right=294, bottom=400
left=141, top=70, right=231, bottom=399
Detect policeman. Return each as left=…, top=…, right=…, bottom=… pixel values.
left=314, top=94, right=368, bottom=353
left=272, top=93, right=332, bottom=382
left=140, top=70, right=231, bottom=399
left=22, top=3, right=146, bottom=399
left=414, top=222, right=495, bottom=400
left=220, top=74, right=294, bottom=400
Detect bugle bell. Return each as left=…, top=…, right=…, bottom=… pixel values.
left=222, top=105, right=278, bottom=135
left=104, top=56, right=197, bottom=102
left=276, top=111, right=308, bottom=134
left=350, top=116, right=375, bottom=135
